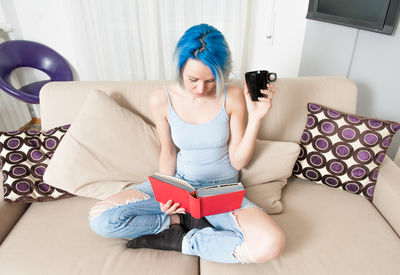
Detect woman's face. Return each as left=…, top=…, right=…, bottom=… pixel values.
left=182, top=58, right=216, bottom=98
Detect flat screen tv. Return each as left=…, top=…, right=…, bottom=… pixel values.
left=306, top=0, right=400, bottom=35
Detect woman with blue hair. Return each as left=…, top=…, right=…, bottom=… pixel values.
left=89, top=24, right=284, bottom=264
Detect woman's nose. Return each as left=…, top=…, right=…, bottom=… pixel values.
left=196, top=82, right=205, bottom=93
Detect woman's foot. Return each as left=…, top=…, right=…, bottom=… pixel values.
left=126, top=224, right=186, bottom=251
left=178, top=213, right=213, bottom=231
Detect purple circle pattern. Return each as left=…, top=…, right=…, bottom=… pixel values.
left=309, top=104, right=322, bottom=113
left=360, top=130, right=381, bottom=147
left=344, top=115, right=362, bottom=125
left=322, top=175, right=342, bottom=188
left=389, top=123, right=400, bottom=134
left=301, top=131, right=313, bottom=145
left=347, top=164, right=369, bottom=181
left=332, top=142, right=353, bottom=160
left=297, top=145, right=307, bottom=161
left=353, top=148, right=374, bottom=165
left=27, top=148, right=46, bottom=163
left=0, top=125, right=73, bottom=203
left=380, top=137, right=392, bottom=149
left=306, top=115, right=318, bottom=129
left=368, top=167, right=379, bottom=182
left=338, top=125, right=360, bottom=142
left=4, top=137, right=23, bottom=151
left=292, top=161, right=302, bottom=175
left=326, top=159, right=348, bottom=176
left=294, top=103, right=400, bottom=201
left=6, top=151, right=27, bottom=164
left=24, top=137, right=41, bottom=148
left=312, top=135, right=332, bottom=153
left=324, top=109, right=342, bottom=120
left=374, top=151, right=386, bottom=165
left=34, top=180, right=54, bottom=195
left=306, top=152, right=326, bottom=168
left=366, top=119, right=385, bottom=131
left=302, top=167, right=322, bottom=181
left=317, top=119, right=338, bottom=136
left=343, top=181, right=362, bottom=194
left=363, top=183, right=375, bottom=197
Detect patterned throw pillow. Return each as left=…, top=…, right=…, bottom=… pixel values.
left=1, top=125, right=74, bottom=203
left=293, top=103, right=400, bottom=200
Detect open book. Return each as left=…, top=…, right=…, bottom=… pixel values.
left=149, top=173, right=245, bottom=218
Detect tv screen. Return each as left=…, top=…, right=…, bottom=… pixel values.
left=306, top=0, right=400, bottom=35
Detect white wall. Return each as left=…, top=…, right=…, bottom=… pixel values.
left=246, top=0, right=308, bottom=77
left=1, top=0, right=78, bottom=77
left=0, top=1, right=32, bottom=130
left=0, top=2, right=5, bottom=22
left=299, top=19, right=400, bottom=160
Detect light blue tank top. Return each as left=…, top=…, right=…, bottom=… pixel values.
left=165, top=86, right=238, bottom=181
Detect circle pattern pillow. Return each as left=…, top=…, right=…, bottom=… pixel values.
left=293, top=103, right=400, bottom=200
left=1, top=125, right=74, bottom=203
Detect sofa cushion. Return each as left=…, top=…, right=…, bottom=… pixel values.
left=200, top=177, right=400, bottom=275
left=0, top=202, right=29, bottom=244
left=0, top=125, right=73, bottom=203
left=43, top=90, right=160, bottom=200
left=240, top=139, right=300, bottom=214
left=372, top=156, right=400, bottom=236
left=241, top=140, right=300, bottom=186
left=0, top=196, right=199, bottom=275
left=293, top=103, right=400, bottom=200
left=257, top=77, right=358, bottom=143
left=244, top=181, right=287, bottom=214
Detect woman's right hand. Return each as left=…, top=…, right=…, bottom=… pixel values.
left=160, top=200, right=186, bottom=215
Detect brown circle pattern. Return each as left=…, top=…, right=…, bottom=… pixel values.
left=294, top=103, right=400, bottom=200
left=1, top=125, right=74, bottom=203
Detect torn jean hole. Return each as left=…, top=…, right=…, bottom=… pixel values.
left=89, top=190, right=150, bottom=219
left=231, top=209, right=257, bottom=264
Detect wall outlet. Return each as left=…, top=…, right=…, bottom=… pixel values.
left=265, top=12, right=275, bottom=46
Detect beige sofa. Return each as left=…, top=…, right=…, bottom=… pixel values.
left=1, top=77, right=400, bottom=275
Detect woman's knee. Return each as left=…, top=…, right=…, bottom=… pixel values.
left=89, top=189, right=150, bottom=219
left=233, top=226, right=285, bottom=264
left=233, top=207, right=285, bottom=263
left=251, top=228, right=285, bottom=263
left=89, top=214, right=113, bottom=238
left=88, top=189, right=151, bottom=238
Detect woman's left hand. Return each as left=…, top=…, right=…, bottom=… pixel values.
left=244, top=83, right=277, bottom=121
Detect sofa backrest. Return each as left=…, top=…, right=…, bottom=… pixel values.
left=40, top=76, right=357, bottom=143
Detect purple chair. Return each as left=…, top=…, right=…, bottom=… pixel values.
left=0, top=40, right=73, bottom=104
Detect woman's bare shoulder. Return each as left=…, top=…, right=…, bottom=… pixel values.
left=149, top=84, right=180, bottom=107
left=226, top=84, right=245, bottom=113
left=227, top=84, right=244, bottom=98
left=148, top=87, right=170, bottom=120
left=149, top=87, right=166, bottom=104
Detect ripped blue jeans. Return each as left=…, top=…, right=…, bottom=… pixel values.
left=88, top=173, right=260, bottom=263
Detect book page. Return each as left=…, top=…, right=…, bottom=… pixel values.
left=197, top=183, right=244, bottom=197
left=152, top=173, right=195, bottom=192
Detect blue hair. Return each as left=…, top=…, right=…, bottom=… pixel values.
left=174, top=24, right=232, bottom=97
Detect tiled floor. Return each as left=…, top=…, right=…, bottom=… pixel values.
left=20, top=121, right=41, bottom=131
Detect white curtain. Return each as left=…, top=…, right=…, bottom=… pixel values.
left=0, top=8, right=32, bottom=131
left=63, top=0, right=262, bottom=81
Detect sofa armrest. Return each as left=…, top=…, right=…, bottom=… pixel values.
left=372, top=156, right=400, bottom=236
left=0, top=203, right=29, bottom=245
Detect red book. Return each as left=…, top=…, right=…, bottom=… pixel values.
left=149, top=173, right=246, bottom=219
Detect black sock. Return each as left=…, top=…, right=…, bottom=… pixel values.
left=178, top=213, right=213, bottom=231
left=126, top=224, right=186, bottom=251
